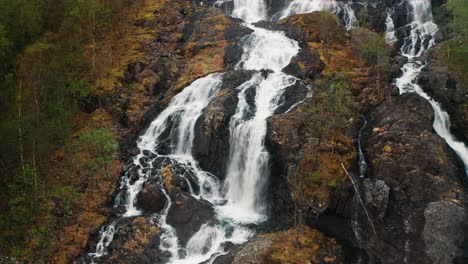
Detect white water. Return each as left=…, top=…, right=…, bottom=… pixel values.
left=87, top=0, right=400, bottom=262
left=89, top=0, right=301, bottom=262
left=357, top=116, right=368, bottom=179
left=231, top=0, right=266, bottom=23
left=394, top=0, right=468, bottom=175
left=279, top=0, right=358, bottom=31
left=385, top=10, right=397, bottom=45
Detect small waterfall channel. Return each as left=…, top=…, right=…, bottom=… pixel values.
left=392, top=0, right=468, bottom=175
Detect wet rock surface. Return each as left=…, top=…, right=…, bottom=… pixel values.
left=166, top=191, right=215, bottom=247
left=222, top=226, right=344, bottom=264
left=193, top=70, right=254, bottom=178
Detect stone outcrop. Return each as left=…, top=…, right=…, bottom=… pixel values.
left=136, top=180, right=167, bottom=214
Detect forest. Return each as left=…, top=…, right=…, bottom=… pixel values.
left=0, top=0, right=139, bottom=258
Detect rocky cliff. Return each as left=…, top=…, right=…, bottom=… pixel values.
left=40, top=0, right=466, bottom=263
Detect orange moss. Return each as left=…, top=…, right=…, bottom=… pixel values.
left=261, top=226, right=342, bottom=264
left=89, top=0, right=169, bottom=92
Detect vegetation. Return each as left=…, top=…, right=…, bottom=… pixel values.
left=435, top=0, right=468, bottom=78
left=287, top=73, right=355, bottom=243
left=262, top=226, right=341, bottom=264
left=76, top=128, right=119, bottom=175
left=0, top=0, right=138, bottom=258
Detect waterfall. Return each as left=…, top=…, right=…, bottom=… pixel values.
left=394, top=0, right=468, bottom=175
left=279, top=0, right=358, bottom=31
left=231, top=0, right=266, bottom=23
left=88, top=0, right=302, bottom=262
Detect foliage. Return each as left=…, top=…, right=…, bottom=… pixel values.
left=436, top=0, right=468, bottom=77
left=49, top=186, right=81, bottom=216
left=357, top=7, right=371, bottom=28
left=0, top=24, right=12, bottom=67
left=306, top=75, right=354, bottom=142
left=287, top=74, right=354, bottom=235
left=360, top=33, right=389, bottom=66
left=75, top=128, right=118, bottom=173
left=262, top=226, right=341, bottom=264
left=0, top=0, right=132, bottom=258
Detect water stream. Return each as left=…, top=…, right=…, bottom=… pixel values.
left=84, top=0, right=468, bottom=263
left=393, top=0, right=468, bottom=175
left=88, top=0, right=302, bottom=263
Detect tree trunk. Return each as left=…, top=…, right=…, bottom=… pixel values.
left=18, top=79, right=25, bottom=175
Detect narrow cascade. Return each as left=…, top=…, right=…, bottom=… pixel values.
left=357, top=116, right=368, bottom=179
left=279, top=0, right=358, bottom=30
left=394, top=0, right=468, bottom=175
left=385, top=9, right=397, bottom=45
left=351, top=116, right=373, bottom=264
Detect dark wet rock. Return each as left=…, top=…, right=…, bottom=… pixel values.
left=171, top=174, right=189, bottom=192
left=136, top=181, right=167, bottom=214
left=274, top=80, right=308, bottom=114
left=167, top=191, right=214, bottom=247
left=102, top=217, right=162, bottom=263
left=423, top=200, right=466, bottom=264
left=193, top=70, right=253, bottom=178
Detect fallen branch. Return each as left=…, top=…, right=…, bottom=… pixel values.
left=340, top=162, right=377, bottom=235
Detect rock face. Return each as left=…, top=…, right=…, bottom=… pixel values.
left=79, top=1, right=467, bottom=263
left=360, top=92, right=466, bottom=263
left=363, top=179, right=389, bottom=221
left=82, top=0, right=253, bottom=261
left=265, top=12, right=362, bottom=232
left=104, top=0, right=252, bottom=157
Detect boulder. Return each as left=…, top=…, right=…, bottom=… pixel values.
left=423, top=200, right=466, bottom=264
left=136, top=180, right=167, bottom=214
left=363, top=179, right=389, bottom=220
left=166, top=191, right=215, bottom=247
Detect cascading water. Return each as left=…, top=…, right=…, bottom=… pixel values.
left=385, top=9, right=397, bottom=45
left=279, top=0, right=358, bottom=30
left=231, top=0, right=266, bottom=22
left=394, top=0, right=468, bottom=175
left=87, top=0, right=302, bottom=263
